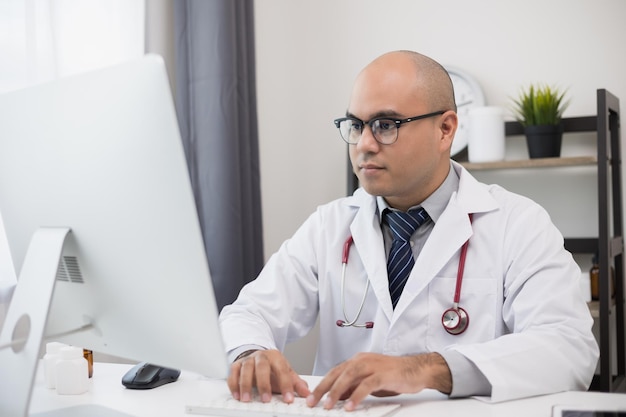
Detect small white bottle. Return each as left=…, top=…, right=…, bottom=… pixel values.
left=55, top=346, right=89, bottom=395
left=43, top=342, right=67, bottom=389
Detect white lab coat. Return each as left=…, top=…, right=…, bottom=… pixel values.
left=219, top=161, right=599, bottom=402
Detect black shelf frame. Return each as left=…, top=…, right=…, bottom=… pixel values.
left=495, top=90, right=624, bottom=392
left=592, top=89, right=624, bottom=392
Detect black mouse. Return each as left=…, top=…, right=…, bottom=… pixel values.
left=121, top=362, right=181, bottom=389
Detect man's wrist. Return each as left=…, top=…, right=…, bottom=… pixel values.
left=427, top=352, right=453, bottom=394
left=235, top=349, right=259, bottom=361
left=409, top=352, right=452, bottom=394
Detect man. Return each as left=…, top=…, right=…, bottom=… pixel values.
left=219, top=50, right=599, bottom=411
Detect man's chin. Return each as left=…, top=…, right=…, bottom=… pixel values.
left=359, top=184, right=389, bottom=197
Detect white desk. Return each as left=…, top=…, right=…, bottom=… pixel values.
left=29, top=362, right=626, bottom=417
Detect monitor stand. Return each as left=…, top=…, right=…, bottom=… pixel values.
left=0, top=228, right=70, bottom=417
left=0, top=227, right=137, bottom=417
left=0, top=227, right=168, bottom=417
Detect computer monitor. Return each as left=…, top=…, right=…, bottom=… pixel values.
left=0, top=55, right=229, bottom=417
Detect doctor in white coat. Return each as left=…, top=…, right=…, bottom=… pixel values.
left=219, top=50, right=599, bottom=410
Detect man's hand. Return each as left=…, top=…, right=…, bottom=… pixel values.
left=227, top=349, right=310, bottom=404
left=306, top=352, right=451, bottom=411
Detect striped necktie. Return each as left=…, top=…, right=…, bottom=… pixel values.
left=384, top=207, right=429, bottom=309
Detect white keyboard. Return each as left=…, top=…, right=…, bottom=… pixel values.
left=185, top=394, right=401, bottom=417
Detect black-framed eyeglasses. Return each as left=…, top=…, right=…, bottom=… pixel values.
left=333, top=110, right=446, bottom=145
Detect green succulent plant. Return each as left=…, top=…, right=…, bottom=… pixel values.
left=513, top=84, right=570, bottom=127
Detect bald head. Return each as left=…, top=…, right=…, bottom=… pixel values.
left=357, top=50, right=457, bottom=113
left=346, top=50, right=459, bottom=208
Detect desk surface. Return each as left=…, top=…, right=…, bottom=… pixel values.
left=29, top=362, right=626, bottom=417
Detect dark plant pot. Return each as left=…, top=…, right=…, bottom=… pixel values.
left=525, top=124, right=564, bottom=159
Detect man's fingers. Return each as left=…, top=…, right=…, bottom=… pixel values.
left=253, top=354, right=273, bottom=402
left=322, top=369, right=361, bottom=410
left=226, top=361, right=243, bottom=400
left=306, top=365, right=343, bottom=407
left=279, top=375, right=311, bottom=403
left=238, top=355, right=258, bottom=402
left=306, top=363, right=362, bottom=409
left=271, top=358, right=307, bottom=403
left=344, top=376, right=382, bottom=411
left=293, top=377, right=311, bottom=399
left=307, top=353, right=411, bottom=411
left=228, top=349, right=308, bottom=404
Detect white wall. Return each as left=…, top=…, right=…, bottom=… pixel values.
left=253, top=0, right=626, bottom=372
left=145, top=0, right=626, bottom=374
left=145, top=0, right=175, bottom=92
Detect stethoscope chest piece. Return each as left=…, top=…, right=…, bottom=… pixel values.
left=442, top=306, right=469, bottom=335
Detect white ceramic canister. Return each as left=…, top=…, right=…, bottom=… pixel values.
left=468, top=106, right=505, bottom=163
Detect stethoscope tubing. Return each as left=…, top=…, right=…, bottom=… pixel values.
left=337, top=213, right=473, bottom=334
left=337, top=236, right=373, bottom=328
left=453, top=213, right=473, bottom=305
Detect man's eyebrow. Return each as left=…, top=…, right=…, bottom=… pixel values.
left=345, top=110, right=403, bottom=120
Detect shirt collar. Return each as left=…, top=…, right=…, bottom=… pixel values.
left=376, top=162, right=460, bottom=223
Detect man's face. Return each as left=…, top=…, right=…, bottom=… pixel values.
left=347, top=57, right=454, bottom=211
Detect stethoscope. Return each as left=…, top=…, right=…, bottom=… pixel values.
left=336, top=214, right=473, bottom=335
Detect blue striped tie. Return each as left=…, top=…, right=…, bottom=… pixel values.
left=385, top=208, right=429, bottom=309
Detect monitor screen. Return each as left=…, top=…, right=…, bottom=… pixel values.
left=0, top=55, right=229, bottom=416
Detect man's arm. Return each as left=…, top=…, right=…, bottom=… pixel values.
left=306, top=352, right=451, bottom=411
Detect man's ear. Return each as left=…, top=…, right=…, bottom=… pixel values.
left=439, top=110, right=458, bottom=151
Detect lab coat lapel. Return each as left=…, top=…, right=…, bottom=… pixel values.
left=392, top=200, right=473, bottom=317
left=393, top=164, right=498, bottom=318
left=348, top=191, right=394, bottom=322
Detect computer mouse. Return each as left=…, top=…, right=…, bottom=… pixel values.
left=121, top=362, right=181, bottom=389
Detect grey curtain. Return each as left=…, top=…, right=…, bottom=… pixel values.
left=173, top=0, right=263, bottom=311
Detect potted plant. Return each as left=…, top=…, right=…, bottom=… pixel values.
left=512, top=84, right=570, bottom=159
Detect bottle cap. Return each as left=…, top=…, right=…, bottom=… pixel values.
left=60, top=346, right=84, bottom=360
left=46, top=342, right=67, bottom=354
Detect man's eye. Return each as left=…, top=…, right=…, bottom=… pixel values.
left=376, top=120, right=395, bottom=131
left=351, top=121, right=363, bottom=132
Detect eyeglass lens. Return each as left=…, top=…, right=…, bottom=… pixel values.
left=339, top=119, right=398, bottom=145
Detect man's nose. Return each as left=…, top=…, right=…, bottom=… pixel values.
left=356, top=124, right=380, bottom=151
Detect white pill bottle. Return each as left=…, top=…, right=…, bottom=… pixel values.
left=43, top=342, right=67, bottom=389
left=55, top=346, right=89, bottom=395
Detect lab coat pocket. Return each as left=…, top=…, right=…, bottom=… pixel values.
left=426, top=277, right=497, bottom=350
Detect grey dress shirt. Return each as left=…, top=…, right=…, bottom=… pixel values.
left=376, top=163, right=491, bottom=398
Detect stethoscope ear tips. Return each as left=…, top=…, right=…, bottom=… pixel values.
left=337, top=319, right=374, bottom=328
